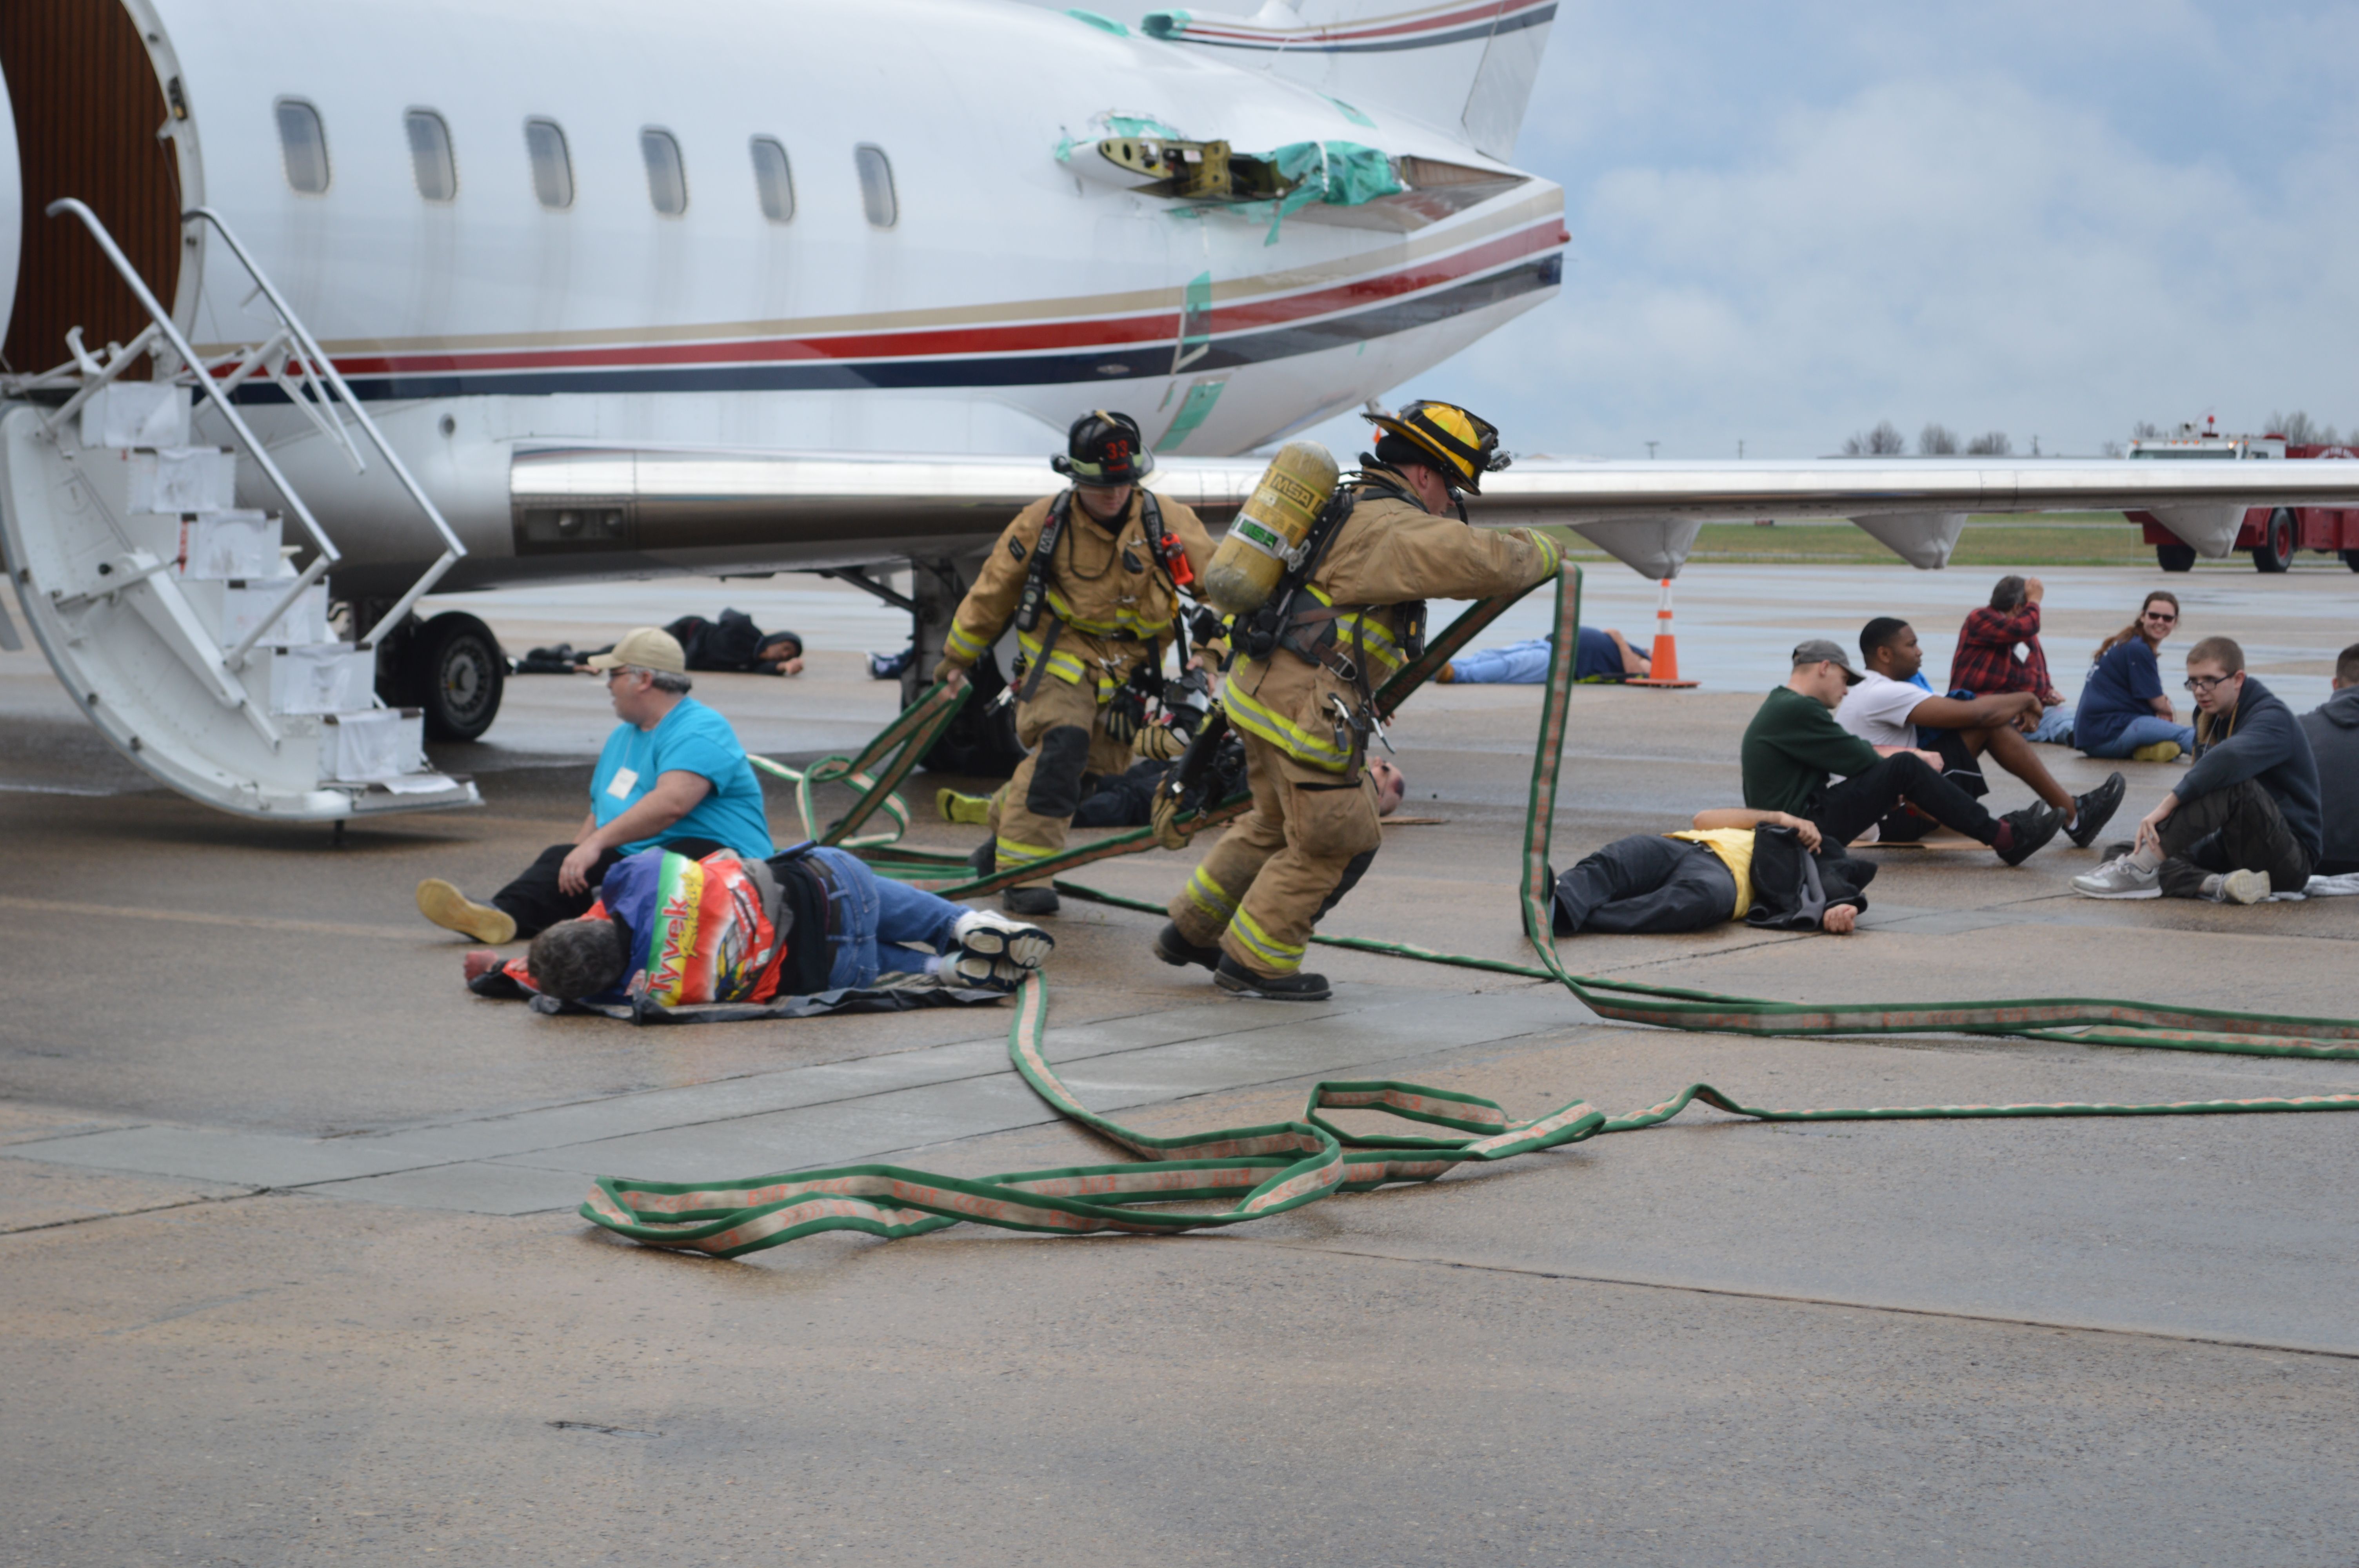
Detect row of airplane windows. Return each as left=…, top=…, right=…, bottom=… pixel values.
left=270, top=99, right=900, bottom=228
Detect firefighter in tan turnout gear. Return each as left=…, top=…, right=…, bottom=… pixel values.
left=1152, top=402, right=1561, bottom=1000
left=936, top=411, right=1216, bottom=916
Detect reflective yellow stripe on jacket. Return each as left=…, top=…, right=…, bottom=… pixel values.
left=1041, top=586, right=1178, bottom=641
left=1014, top=626, right=1121, bottom=702
left=1227, top=679, right=1354, bottom=773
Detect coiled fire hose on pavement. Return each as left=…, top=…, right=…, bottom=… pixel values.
left=584, top=566, right=2359, bottom=1257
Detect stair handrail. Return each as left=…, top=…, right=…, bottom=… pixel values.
left=181, top=205, right=470, bottom=650
left=45, top=198, right=340, bottom=670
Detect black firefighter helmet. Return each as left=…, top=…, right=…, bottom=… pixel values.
left=1052, top=410, right=1154, bottom=485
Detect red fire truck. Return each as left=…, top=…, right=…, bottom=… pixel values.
left=2127, top=417, right=2359, bottom=572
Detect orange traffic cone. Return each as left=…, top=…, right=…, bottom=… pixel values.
left=1627, top=576, right=1698, bottom=688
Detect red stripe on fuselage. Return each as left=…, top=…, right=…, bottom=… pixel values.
left=318, top=219, right=1567, bottom=379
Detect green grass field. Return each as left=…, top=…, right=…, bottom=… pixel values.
left=1541, top=513, right=2172, bottom=568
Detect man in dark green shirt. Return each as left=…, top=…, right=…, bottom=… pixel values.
left=1740, top=639, right=2064, bottom=864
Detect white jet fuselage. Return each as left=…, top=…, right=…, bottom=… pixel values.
left=35, top=0, right=1567, bottom=592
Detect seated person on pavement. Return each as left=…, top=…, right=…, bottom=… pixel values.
left=2074, top=592, right=2195, bottom=762
left=1950, top=575, right=2073, bottom=744
left=464, top=843, right=1054, bottom=1005
left=1549, top=809, right=1874, bottom=936
left=415, top=627, right=774, bottom=946
left=1741, top=639, right=2065, bottom=866
left=2297, top=641, right=2359, bottom=877
left=2073, top=637, right=2323, bottom=903
left=1838, top=615, right=2123, bottom=849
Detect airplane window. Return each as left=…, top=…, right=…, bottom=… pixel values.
left=855, top=144, right=897, bottom=229
left=525, top=118, right=573, bottom=210
left=751, top=137, right=794, bottom=223
left=275, top=99, right=330, bottom=194
left=642, top=129, right=688, bottom=216
left=405, top=111, right=456, bottom=202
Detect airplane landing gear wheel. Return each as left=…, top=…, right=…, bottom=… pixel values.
left=388, top=611, right=507, bottom=741
left=2155, top=543, right=2195, bottom=573
left=2252, top=508, right=2296, bottom=573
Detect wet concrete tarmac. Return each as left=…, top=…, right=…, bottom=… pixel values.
left=3, top=561, right=2356, bottom=1566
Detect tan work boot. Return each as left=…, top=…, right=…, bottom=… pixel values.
left=416, top=879, right=518, bottom=944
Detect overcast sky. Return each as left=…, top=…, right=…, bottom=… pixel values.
left=1027, top=0, right=2359, bottom=460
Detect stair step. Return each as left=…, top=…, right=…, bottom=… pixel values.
left=266, top=644, right=378, bottom=716
left=126, top=447, right=238, bottom=514
left=177, top=577, right=332, bottom=647
left=79, top=382, right=189, bottom=450
left=172, top=510, right=284, bottom=579
left=321, top=708, right=433, bottom=784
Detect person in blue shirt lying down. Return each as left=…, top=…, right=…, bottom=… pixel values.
left=1436, top=626, right=1650, bottom=684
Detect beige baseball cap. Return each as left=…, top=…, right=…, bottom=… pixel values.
left=585, top=627, right=688, bottom=675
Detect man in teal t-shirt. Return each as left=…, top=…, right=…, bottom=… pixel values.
left=414, top=626, right=775, bottom=944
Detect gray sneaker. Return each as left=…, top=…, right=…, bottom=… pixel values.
left=2200, top=868, right=2271, bottom=905
left=2071, top=854, right=2161, bottom=899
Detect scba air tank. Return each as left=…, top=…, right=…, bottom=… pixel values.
left=1200, top=441, right=1341, bottom=617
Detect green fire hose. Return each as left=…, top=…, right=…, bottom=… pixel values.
left=584, top=566, right=2359, bottom=1257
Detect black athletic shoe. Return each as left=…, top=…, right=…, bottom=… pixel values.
left=2066, top=771, right=2127, bottom=849
left=1213, top=954, right=1331, bottom=1002
left=1154, top=922, right=1223, bottom=972
left=1994, top=802, right=2066, bottom=866
left=1003, top=885, right=1060, bottom=917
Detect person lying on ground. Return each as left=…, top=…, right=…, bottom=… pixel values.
left=1741, top=638, right=2065, bottom=865
left=463, top=842, right=1054, bottom=1005
left=1434, top=627, right=1650, bottom=683
left=2297, top=641, right=2359, bottom=877
left=513, top=614, right=804, bottom=677
left=416, top=628, right=774, bottom=945
left=1549, top=808, right=1874, bottom=936
left=937, top=749, right=1405, bottom=832
left=2075, top=591, right=2194, bottom=762
left=2074, top=636, right=2323, bottom=902
left=1950, top=575, right=2074, bottom=744
left=1839, top=615, right=2124, bottom=849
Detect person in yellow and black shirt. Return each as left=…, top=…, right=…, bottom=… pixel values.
left=935, top=412, right=1216, bottom=916
left=1547, top=809, right=1875, bottom=935
left=1152, top=401, right=1559, bottom=1001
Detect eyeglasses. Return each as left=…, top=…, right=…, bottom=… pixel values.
left=2183, top=673, right=2238, bottom=693
left=2143, top=610, right=2178, bottom=624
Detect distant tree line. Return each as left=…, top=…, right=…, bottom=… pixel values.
left=1840, top=410, right=2354, bottom=458
left=1841, top=420, right=2008, bottom=456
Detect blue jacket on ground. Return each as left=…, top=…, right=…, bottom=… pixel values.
left=2181, top=677, right=2323, bottom=864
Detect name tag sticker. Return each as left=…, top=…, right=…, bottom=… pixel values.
left=606, top=768, right=640, bottom=800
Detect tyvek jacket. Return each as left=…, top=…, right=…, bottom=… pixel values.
left=942, top=488, right=1215, bottom=700
left=1226, top=473, right=1560, bottom=775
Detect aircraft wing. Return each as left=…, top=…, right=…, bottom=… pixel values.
left=508, top=446, right=2359, bottom=582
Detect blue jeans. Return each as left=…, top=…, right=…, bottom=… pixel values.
left=2081, top=714, right=2195, bottom=759
left=802, top=846, right=967, bottom=990
left=2029, top=703, right=2075, bottom=744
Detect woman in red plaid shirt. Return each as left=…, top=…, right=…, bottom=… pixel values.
left=1949, top=575, right=2075, bottom=745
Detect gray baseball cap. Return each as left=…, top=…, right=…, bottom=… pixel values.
left=1791, top=638, right=1864, bottom=684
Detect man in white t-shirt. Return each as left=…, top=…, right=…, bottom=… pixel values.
left=1836, top=617, right=2124, bottom=850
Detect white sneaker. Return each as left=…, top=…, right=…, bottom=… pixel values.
left=951, top=909, right=1055, bottom=969
left=2071, top=855, right=2161, bottom=899
left=2203, top=868, right=2271, bottom=905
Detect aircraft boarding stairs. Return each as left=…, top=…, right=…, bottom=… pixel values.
left=0, top=201, right=478, bottom=822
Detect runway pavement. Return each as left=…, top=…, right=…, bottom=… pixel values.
left=4, top=561, right=2357, bottom=1566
